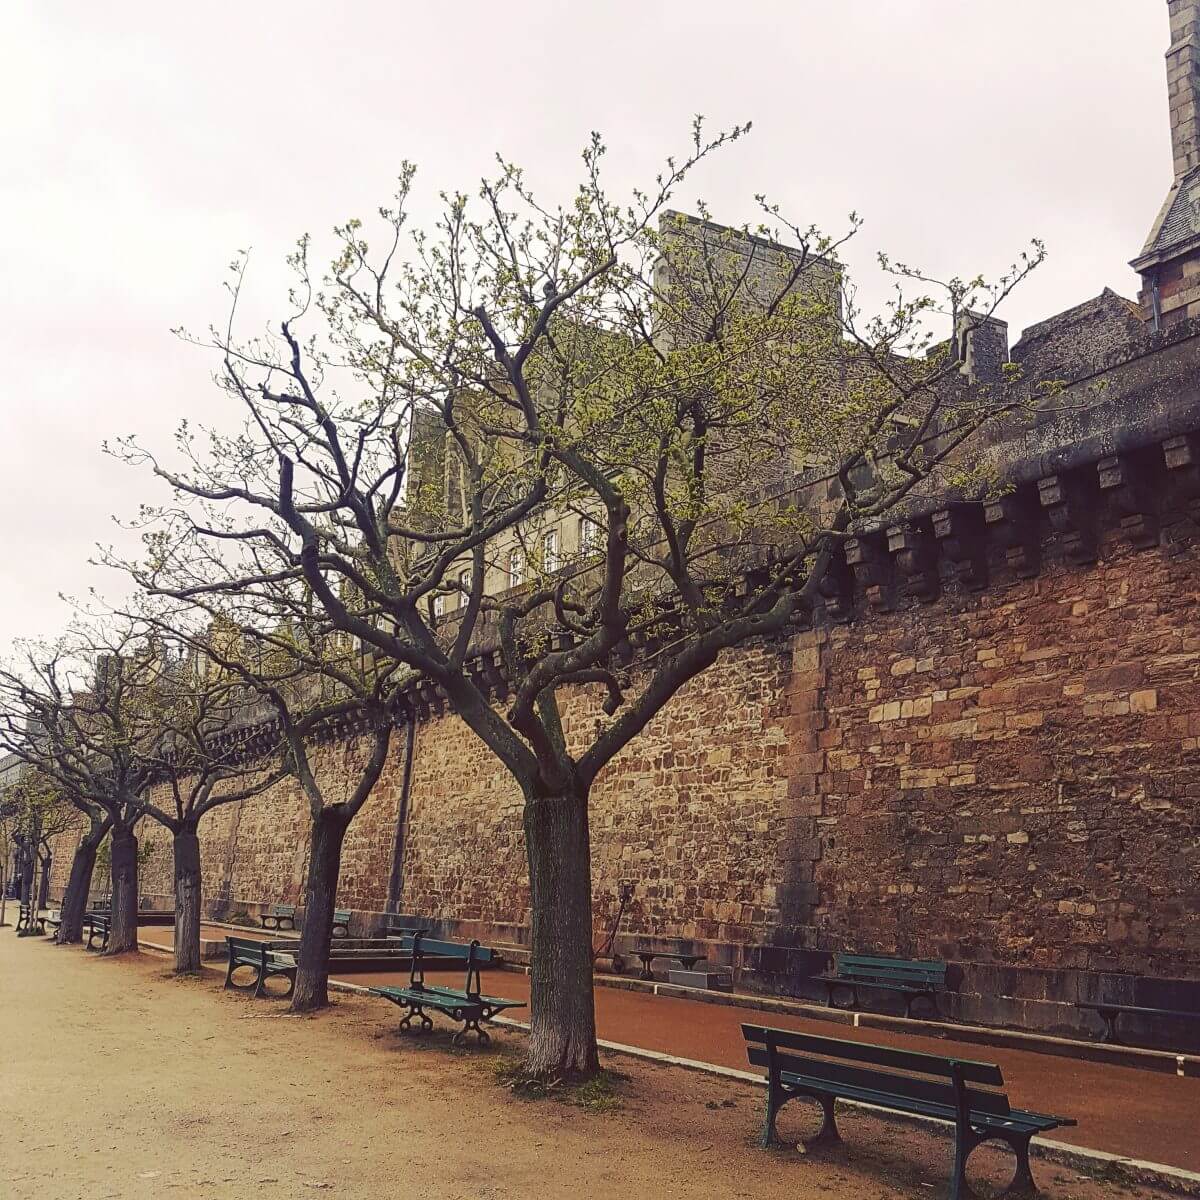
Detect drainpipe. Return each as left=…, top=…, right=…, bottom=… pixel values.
left=385, top=715, right=417, bottom=913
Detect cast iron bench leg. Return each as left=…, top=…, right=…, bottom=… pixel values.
left=760, top=1086, right=784, bottom=1148
left=638, top=954, right=655, bottom=981
left=399, top=1005, right=434, bottom=1034
left=454, top=1017, right=491, bottom=1047
left=1004, top=1132, right=1038, bottom=1197
left=680, top=956, right=699, bottom=970
left=826, top=983, right=858, bottom=1011
left=813, top=1093, right=841, bottom=1145
left=1100, top=1008, right=1123, bottom=1045
left=949, top=1125, right=985, bottom=1200
left=904, top=990, right=938, bottom=1020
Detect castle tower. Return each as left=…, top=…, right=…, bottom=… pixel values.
left=1132, top=0, right=1200, bottom=326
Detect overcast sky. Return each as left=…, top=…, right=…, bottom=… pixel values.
left=0, top=1, right=1173, bottom=646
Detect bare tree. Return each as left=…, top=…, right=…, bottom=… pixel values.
left=114, top=124, right=1045, bottom=1076
left=0, top=629, right=163, bottom=953
left=134, top=605, right=403, bottom=1009
left=118, top=630, right=290, bottom=974
left=2, top=768, right=77, bottom=935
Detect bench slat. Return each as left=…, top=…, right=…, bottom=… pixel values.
left=835, top=956, right=946, bottom=983
left=837, top=969, right=944, bottom=987
left=776, top=1068, right=1055, bottom=1131
left=814, top=974, right=936, bottom=994
left=838, top=953, right=943, bottom=970
left=371, top=986, right=477, bottom=1011
left=746, top=1047, right=1011, bottom=1116
left=742, top=1024, right=1003, bottom=1085
left=405, top=936, right=495, bottom=963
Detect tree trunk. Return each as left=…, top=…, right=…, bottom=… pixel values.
left=36, top=849, right=51, bottom=909
left=17, top=834, right=38, bottom=937
left=105, top=824, right=140, bottom=955
left=57, top=829, right=104, bottom=944
left=523, top=790, right=600, bottom=1080
left=291, top=809, right=349, bottom=1013
left=173, top=822, right=202, bottom=974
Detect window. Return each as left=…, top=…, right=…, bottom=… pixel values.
left=433, top=594, right=445, bottom=619
left=579, top=515, right=602, bottom=556
left=542, top=528, right=560, bottom=573
left=508, top=549, right=525, bottom=588
left=457, top=567, right=471, bottom=607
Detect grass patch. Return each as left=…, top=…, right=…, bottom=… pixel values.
left=492, top=1058, right=628, bottom=1113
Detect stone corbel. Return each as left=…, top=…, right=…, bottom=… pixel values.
left=932, top=505, right=989, bottom=591
left=886, top=521, right=940, bottom=602
left=1163, top=433, right=1200, bottom=509
left=465, top=655, right=491, bottom=696
left=480, top=650, right=510, bottom=698
left=1038, top=471, right=1099, bottom=564
left=1097, top=453, right=1160, bottom=549
left=984, top=490, right=1041, bottom=578
left=845, top=532, right=896, bottom=612
left=815, top=545, right=854, bottom=621
left=415, top=679, right=450, bottom=718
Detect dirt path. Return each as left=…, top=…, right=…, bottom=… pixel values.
left=0, top=934, right=1180, bottom=1200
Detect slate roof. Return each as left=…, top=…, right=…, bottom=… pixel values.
left=1133, top=165, right=1200, bottom=269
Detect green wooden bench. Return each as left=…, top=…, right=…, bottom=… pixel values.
left=332, top=908, right=352, bottom=938
left=1077, top=1000, right=1199, bottom=1046
left=260, top=903, right=297, bottom=932
left=224, top=936, right=297, bottom=999
left=628, top=939, right=706, bottom=980
left=742, top=1024, right=1074, bottom=1199
left=84, top=913, right=110, bottom=951
left=814, top=953, right=947, bottom=1018
left=369, top=931, right=524, bottom=1045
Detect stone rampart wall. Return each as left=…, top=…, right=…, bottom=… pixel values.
left=40, top=439, right=1200, bottom=1038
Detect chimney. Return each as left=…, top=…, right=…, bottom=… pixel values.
left=955, top=312, right=1009, bottom=386
left=1168, top=0, right=1200, bottom=177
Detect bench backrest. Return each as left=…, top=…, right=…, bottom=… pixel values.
left=270, top=904, right=296, bottom=917
left=835, top=953, right=947, bottom=989
left=630, top=938, right=701, bottom=954
left=383, top=915, right=428, bottom=935
left=227, top=935, right=291, bottom=963
left=227, top=936, right=264, bottom=954
left=405, top=931, right=494, bottom=995
left=742, top=1024, right=1008, bottom=1118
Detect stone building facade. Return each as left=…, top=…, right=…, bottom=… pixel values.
left=49, top=1, right=1200, bottom=1038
